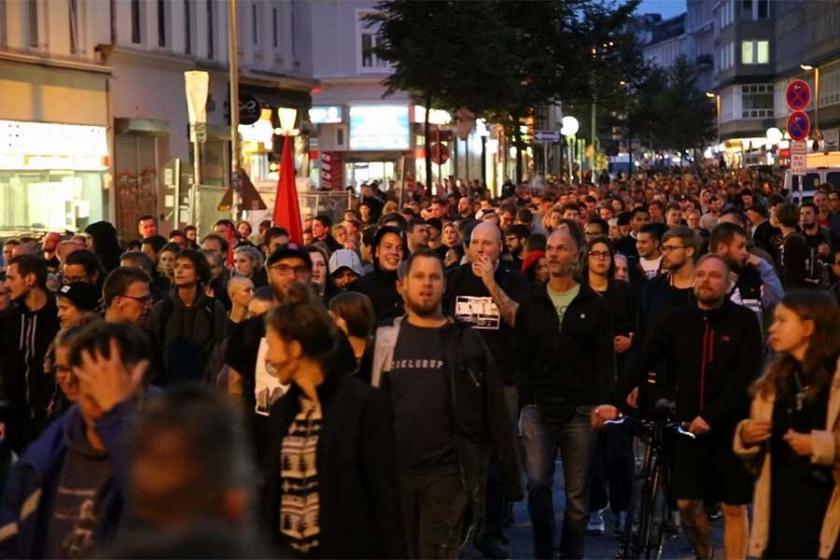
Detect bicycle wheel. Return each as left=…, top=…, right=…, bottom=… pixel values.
left=620, top=446, right=657, bottom=559
left=643, top=460, right=667, bottom=560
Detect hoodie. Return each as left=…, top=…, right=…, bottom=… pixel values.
left=1, top=297, right=60, bottom=452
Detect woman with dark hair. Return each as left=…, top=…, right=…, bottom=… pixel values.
left=83, top=221, right=123, bottom=273
left=580, top=236, right=637, bottom=535
left=147, top=249, right=226, bottom=385
left=328, top=291, right=375, bottom=381
left=261, top=283, right=406, bottom=558
left=306, top=244, right=330, bottom=300
left=735, top=291, right=840, bottom=559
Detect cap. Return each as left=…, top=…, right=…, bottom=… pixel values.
left=328, top=249, right=363, bottom=276
left=57, top=282, right=101, bottom=312
left=521, top=251, right=545, bottom=275
left=266, top=246, right=312, bottom=268
left=475, top=208, right=497, bottom=220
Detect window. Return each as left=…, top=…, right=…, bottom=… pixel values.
left=741, top=84, right=774, bottom=118
left=69, top=0, right=79, bottom=53
left=206, top=0, right=214, bottom=59
left=0, top=0, right=6, bottom=47
left=719, top=0, right=733, bottom=28
left=130, top=0, right=141, bottom=44
left=357, top=10, right=389, bottom=72
left=742, top=0, right=769, bottom=20
left=28, top=0, right=38, bottom=47
left=157, top=0, right=166, bottom=47
left=272, top=7, right=278, bottom=48
left=742, top=40, right=769, bottom=64
left=717, top=42, right=734, bottom=72
left=184, top=0, right=191, bottom=54
left=251, top=2, right=258, bottom=45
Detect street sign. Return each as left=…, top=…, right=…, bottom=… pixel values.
left=790, top=140, right=807, bottom=177
left=534, top=130, right=561, bottom=143
left=430, top=142, right=450, bottom=164
left=786, top=80, right=811, bottom=112
left=786, top=111, right=811, bottom=141
left=239, top=94, right=262, bottom=125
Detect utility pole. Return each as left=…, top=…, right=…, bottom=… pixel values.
left=227, top=0, right=241, bottom=221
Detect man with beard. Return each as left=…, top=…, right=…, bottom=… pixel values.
left=514, top=230, right=615, bottom=559
left=504, top=224, right=530, bottom=268
left=371, top=249, right=521, bottom=559
left=709, top=222, right=783, bottom=324
left=595, top=255, right=762, bottom=560
left=225, top=247, right=312, bottom=450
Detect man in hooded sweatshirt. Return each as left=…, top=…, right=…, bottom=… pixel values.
left=1, top=254, right=60, bottom=452
left=350, top=226, right=406, bottom=324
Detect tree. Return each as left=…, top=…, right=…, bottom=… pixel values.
left=371, top=0, right=640, bottom=183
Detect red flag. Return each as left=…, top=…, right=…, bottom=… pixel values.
left=272, top=135, right=304, bottom=245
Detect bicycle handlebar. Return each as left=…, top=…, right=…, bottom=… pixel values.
left=604, top=415, right=696, bottom=439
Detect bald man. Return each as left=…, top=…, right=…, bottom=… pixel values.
left=443, top=221, right=529, bottom=557
left=514, top=229, right=615, bottom=560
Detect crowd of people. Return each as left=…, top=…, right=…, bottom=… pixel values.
left=0, top=167, right=839, bottom=559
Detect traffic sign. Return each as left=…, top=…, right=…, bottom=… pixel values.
left=786, top=80, right=811, bottom=112
left=790, top=140, right=807, bottom=177
left=430, top=142, right=450, bottom=165
left=786, top=111, right=811, bottom=141
left=534, top=130, right=561, bottom=143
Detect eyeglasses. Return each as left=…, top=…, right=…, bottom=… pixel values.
left=588, top=250, right=611, bottom=259
left=269, top=264, right=310, bottom=276
left=661, top=245, right=685, bottom=252
left=584, top=230, right=604, bottom=237
left=121, top=293, right=151, bottom=305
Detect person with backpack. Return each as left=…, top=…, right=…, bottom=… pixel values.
left=147, top=249, right=226, bottom=385
left=776, top=202, right=814, bottom=290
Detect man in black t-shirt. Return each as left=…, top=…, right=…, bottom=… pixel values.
left=225, top=248, right=312, bottom=453
left=373, top=250, right=521, bottom=559
left=443, top=222, right=527, bottom=558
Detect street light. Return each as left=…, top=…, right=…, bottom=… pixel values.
left=766, top=127, right=783, bottom=145
left=184, top=70, right=209, bottom=232
left=800, top=64, right=823, bottom=143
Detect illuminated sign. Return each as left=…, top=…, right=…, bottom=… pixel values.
left=0, top=120, right=108, bottom=171
left=309, top=106, right=343, bottom=124
left=349, top=105, right=409, bottom=151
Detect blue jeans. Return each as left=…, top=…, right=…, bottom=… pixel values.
left=520, top=404, right=595, bottom=559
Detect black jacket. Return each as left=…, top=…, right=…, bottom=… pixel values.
left=261, top=346, right=406, bottom=558
left=611, top=300, right=763, bottom=429
left=1, top=297, right=60, bottom=452
left=514, top=283, right=616, bottom=421
left=351, top=269, right=403, bottom=324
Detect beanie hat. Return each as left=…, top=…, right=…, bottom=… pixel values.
left=57, top=282, right=101, bottom=312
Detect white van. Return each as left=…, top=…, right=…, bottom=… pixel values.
left=783, top=152, right=840, bottom=203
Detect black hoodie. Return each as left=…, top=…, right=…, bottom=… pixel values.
left=350, top=269, right=403, bottom=325
left=1, top=296, right=60, bottom=451
left=84, top=221, right=123, bottom=273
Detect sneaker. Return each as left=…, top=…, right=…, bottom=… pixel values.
left=476, top=534, right=510, bottom=559
left=587, top=511, right=606, bottom=536
left=613, top=511, right=627, bottom=536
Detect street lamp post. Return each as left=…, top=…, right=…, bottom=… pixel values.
left=561, top=116, right=579, bottom=184
left=184, top=70, right=209, bottom=234
left=801, top=64, right=823, bottom=145
left=227, top=0, right=241, bottom=221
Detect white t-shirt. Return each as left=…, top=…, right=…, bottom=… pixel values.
left=639, top=255, right=663, bottom=279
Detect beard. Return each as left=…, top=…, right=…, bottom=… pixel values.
left=695, top=288, right=725, bottom=308
left=405, top=297, right=441, bottom=317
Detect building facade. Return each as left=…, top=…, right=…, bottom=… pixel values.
left=0, top=0, right=316, bottom=239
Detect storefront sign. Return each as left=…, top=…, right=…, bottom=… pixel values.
left=0, top=120, right=108, bottom=170
left=310, top=106, right=343, bottom=124
left=790, top=140, right=807, bottom=176
left=349, top=105, right=410, bottom=151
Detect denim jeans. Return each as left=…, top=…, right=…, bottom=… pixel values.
left=520, top=403, right=595, bottom=559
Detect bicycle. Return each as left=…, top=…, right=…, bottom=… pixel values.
left=606, top=399, right=696, bottom=560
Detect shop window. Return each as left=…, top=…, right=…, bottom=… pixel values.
left=741, top=84, right=774, bottom=119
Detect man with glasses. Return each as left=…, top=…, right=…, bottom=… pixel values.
left=103, top=267, right=153, bottom=326
left=225, top=248, right=312, bottom=447
left=62, top=250, right=103, bottom=286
